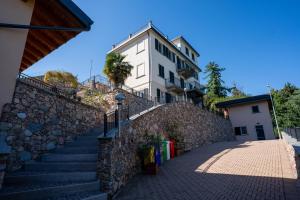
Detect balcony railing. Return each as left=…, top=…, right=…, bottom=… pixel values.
left=177, top=63, right=196, bottom=79
left=165, top=77, right=184, bottom=93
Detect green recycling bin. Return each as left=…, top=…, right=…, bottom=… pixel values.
left=162, top=140, right=168, bottom=161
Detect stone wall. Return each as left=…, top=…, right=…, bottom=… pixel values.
left=98, top=102, right=235, bottom=196
left=281, top=132, right=300, bottom=179
left=103, top=88, right=154, bottom=115
left=0, top=80, right=104, bottom=171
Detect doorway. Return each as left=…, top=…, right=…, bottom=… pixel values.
left=255, top=125, right=265, bottom=140
left=165, top=93, right=172, bottom=103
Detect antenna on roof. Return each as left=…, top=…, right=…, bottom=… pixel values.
left=148, top=20, right=153, bottom=27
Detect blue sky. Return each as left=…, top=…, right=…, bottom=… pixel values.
left=25, top=0, right=300, bottom=95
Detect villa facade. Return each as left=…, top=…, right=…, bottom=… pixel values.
left=108, top=22, right=203, bottom=105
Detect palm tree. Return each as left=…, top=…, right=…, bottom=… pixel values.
left=103, top=52, right=133, bottom=88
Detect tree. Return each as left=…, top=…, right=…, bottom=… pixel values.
left=272, top=83, right=300, bottom=128
left=204, top=62, right=228, bottom=98
left=103, top=52, right=134, bottom=88
left=231, top=82, right=247, bottom=97
left=44, top=71, right=78, bottom=89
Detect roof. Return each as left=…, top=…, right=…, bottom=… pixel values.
left=172, top=36, right=200, bottom=56
left=109, top=22, right=201, bottom=72
left=20, top=0, right=93, bottom=71
left=215, top=94, right=271, bottom=108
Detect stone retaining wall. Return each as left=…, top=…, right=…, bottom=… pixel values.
left=0, top=80, right=104, bottom=171
left=103, top=89, right=154, bottom=115
left=98, top=102, right=235, bottom=196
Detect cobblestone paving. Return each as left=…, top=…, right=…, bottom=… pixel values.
left=115, top=140, right=300, bottom=200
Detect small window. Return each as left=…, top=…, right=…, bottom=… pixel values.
left=252, top=105, right=260, bottom=113
left=155, top=38, right=159, bottom=51
left=157, top=88, right=161, bottom=102
left=241, top=127, right=248, bottom=135
left=172, top=52, right=175, bottom=63
left=189, top=83, right=193, bottom=90
left=185, top=47, right=189, bottom=56
left=192, top=53, right=195, bottom=61
left=158, top=43, right=162, bottom=53
left=180, top=78, right=185, bottom=89
left=169, top=71, right=174, bottom=83
left=158, top=64, right=165, bottom=78
left=234, top=127, right=241, bottom=136
left=137, top=40, right=145, bottom=53
left=235, top=127, right=248, bottom=136
left=136, top=63, right=145, bottom=78
left=177, top=56, right=182, bottom=68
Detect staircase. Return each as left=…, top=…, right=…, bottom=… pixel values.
left=0, top=132, right=107, bottom=200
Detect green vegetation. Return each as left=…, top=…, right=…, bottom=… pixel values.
left=79, top=88, right=110, bottom=109
left=272, top=83, right=300, bottom=128
left=103, top=52, right=134, bottom=88
left=44, top=71, right=78, bottom=89
left=203, top=62, right=246, bottom=111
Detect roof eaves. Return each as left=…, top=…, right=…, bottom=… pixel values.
left=172, top=35, right=200, bottom=56
left=215, top=95, right=271, bottom=108
left=58, top=0, right=94, bottom=30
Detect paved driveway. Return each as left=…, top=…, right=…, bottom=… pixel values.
left=115, top=140, right=299, bottom=200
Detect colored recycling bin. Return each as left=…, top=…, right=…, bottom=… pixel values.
left=170, top=140, right=175, bottom=159
left=166, top=141, right=170, bottom=160
left=162, top=140, right=168, bottom=161
left=155, top=146, right=161, bottom=166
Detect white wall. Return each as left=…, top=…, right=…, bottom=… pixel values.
left=110, top=29, right=201, bottom=101
left=172, top=38, right=198, bottom=65
left=0, top=0, right=35, bottom=116
left=116, top=33, right=150, bottom=94
left=228, top=101, right=275, bottom=141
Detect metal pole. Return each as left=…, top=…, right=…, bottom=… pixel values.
left=267, top=85, right=281, bottom=139
left=117, top=102, right=122, bottom=137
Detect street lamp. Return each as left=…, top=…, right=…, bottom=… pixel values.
left=115, top=92, right=125, bottom=137
left=184, top=88, right=188, bottom=102
left=267, top=84, right=281, bottom=139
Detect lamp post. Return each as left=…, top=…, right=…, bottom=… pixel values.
left=115, top=92, right=125, bottom=137
left=267, top=84, right=281, bottom=139
left=184, top=88, right=187, bottom=102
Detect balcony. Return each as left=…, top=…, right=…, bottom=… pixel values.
left=165, top=77, right=184, bottom=93
left=186, top=81, right=203, bottom=104
left=177, top=63, right=196, bottom=79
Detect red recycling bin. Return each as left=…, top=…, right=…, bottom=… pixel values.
left=170, top=140, right=175, bottom=159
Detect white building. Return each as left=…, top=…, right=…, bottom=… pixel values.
left=108, top=22, right=203, bottom=104
left=216, top=95, right=276, bottom=141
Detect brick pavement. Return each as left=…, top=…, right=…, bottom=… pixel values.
left=115, top=140, right=300, bottom=200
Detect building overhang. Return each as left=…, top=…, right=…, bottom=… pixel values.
left=2, top=0, right=93, bottom=72
left=215, top=94, right=271, bottom=108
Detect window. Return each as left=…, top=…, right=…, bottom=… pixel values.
left=177, top=56, right=182, bottom=69
left=158, top=64, right=165, bottom=78
left=189, top=83, right=193, bottom=90
left=192, top=53, right=195, bottom=61
left=234, top=127, right=248, bottom=136
left=163, top=45, right=167, bottom=56
left=193, top=72, right=198, bottom=80
left=185, top=47, right=189, bottom=56
left=169, top=71, right=174, bottom=83
left=136, top=63, right=145, bottom=78
left=172, top=52, right=175, bottom=63
left=234, top=127, right=241, bottom=136
left=157, top=88, right=161, bottom=102
left=252, top=105, right=260, bottom=113
left=155, top=39, right=159, bottom=51
left=137, top=40, right=145, bottom=53
left=241, top=127, right=248, bottom=135
left=180, top=78, right=185, bottom=89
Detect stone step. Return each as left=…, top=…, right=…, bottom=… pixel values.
left=54, top=146, right=98, bottom=154
left=4, top=172, right=97, bottom=186
left=0, top=181, right=101, bottom=200
left=82, top=193, right=108, bottom=200
left=24, top=161, right=97, bottom=172
left=41, top=154, right=97, bottom=162
left=66, top=140, right=98, bottom=147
